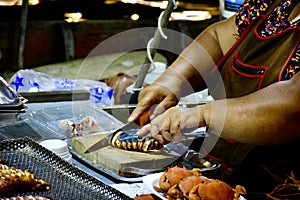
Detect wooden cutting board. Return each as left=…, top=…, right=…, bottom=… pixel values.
left=71, top=132, right=179, bottom=177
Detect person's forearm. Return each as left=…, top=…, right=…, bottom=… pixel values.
left=155, top=16, right=238, bottom=96
left=155, top=34, right=222, bottom=96
left=200, top=76, right=300, bottom=145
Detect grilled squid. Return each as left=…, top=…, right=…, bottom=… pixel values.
left=0, top=196, right=53, bottom=200
left=111, top=129, right=163, bottom=152
left=0, top=164, right=51, bottom=193
left=0, top=158, right=8, bottom=165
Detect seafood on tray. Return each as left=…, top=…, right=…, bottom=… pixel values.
left=154, top=166, right=246, bottom=200
left=0, top=158, right=8, bottom=165
left=0, top=163, right=51, bottom=194
left=59, top=115, right=99, bottom=136
left=111, top=129, right=163, bottom=152
left=0, top=196, right=53, bottom=200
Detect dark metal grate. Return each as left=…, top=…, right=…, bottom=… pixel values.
left=0, top=137, right=132, bottom=200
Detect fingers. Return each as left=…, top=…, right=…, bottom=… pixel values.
left=129, top=83, right=179, bottom=122
left=160, top=118, right=174, bottom=142
left=136, top=122, right=167, bottom=144
left=146, top=108, right=181, bottom=144
left=160, top=131, right=174, bottom=143
left=136, top=124, right=151, bottom=137
left=128, top=105, right=147, bottom=123
left=150, top=96, right=178, bottom=120
left=150, top=122, right=166, bottom=144
left=128, top=89, right=157, bottom=122
left=129, top=97, right=176, bottom=123
left=169, top=116, right=180, bottom=136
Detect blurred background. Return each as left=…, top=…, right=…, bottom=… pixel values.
left=0, top=0, right=222, bottom=75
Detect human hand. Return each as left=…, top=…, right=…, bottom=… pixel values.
left=128, top=82, right=181, bottom=124
left=137, top=106, right=204, bottom=144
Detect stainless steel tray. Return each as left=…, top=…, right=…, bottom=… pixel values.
left=68, top=137, right=220, bottom=183
left=0, top=138, right=131, bottom=200
left=68, top=138, right=180, bottom=183
left=70, top=147, right=148, bottom=182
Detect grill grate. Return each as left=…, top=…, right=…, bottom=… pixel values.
left=0, top=138, right=132, bottom=200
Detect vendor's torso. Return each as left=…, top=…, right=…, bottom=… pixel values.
left=221, top=0, right=299, bottom=97
left=202, top=0, right=300, bottom=197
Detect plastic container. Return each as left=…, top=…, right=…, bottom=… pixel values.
left=31, top=103, right=124, bottom=138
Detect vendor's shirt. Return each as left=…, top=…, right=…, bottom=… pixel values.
left=235, top=0, right=299, bottom=80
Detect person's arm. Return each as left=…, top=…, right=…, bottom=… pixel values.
left=129, top=16, right=238, bottom=122
left=166, top=14, right=238, bottom=93
left=139, top=72, right=300, bottom=145
left=201, top=72, right=300, bottom=145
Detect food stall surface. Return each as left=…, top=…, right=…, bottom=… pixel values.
left=0, top=100, right=153, bottom=198
left=0, top=68, right=221, bottom=199
left=0, top=101, right=120, bottom=181
left=0, top=99, right=221, bottom=198
left=0, top=137, right=132, bottom=199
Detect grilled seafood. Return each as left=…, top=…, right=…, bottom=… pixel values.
left=60, top=116, right=98, bottom=137
left=0, top=158, right=8, bottom=165
left=188, top=182, right=246, bottom=200
left=167, top=175, right=207, bottom=199
left=158, top=166, right=201, bottom=192
left=0, top=196, right=53, bottom=200
left=0, top=164, right=51, bottom=193
left=134, top=194, right=161, bottom=200
left=188, top=178, right=234, bottom=200
left=111, top=129, right=163, bottom=152
left=154, top=166, right=246, bottom=200
left=179, top=175, right=209, bottom=199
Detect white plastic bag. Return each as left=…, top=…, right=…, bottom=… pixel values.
left=9, top=69, right=57, bottom=92
left=9, top=69, right=114, bottom=106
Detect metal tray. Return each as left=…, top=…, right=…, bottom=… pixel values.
left=19, top=90, right=90, bottom=103
left=70, top=148, right=147, bottom=183
left=0, top=138, right=132, bottom=200
left=69, top=145, right=180, bottom=183
left=68, top=137, right=218, bottom=183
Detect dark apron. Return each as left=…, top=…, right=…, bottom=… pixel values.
left=201, top=0, right=300, bottom=198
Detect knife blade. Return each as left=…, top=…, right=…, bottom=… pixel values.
left=84, top=121, right=140, bottom=154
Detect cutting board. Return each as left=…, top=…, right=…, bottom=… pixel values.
left=71, top=132, right=179, bottom=178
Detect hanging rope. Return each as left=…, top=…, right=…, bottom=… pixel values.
left=132, top=0, right=177, bottom=92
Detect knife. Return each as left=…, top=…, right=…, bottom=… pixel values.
left=84, top=121, right=140, bottom=154
left=84, top=122, right=208, bottom=154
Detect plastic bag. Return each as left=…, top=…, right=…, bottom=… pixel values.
left=9, top=69, right=57, bottom=92
left=9, top=69, right=114, bottom=106
left=0, top=76, right=27, bottom=112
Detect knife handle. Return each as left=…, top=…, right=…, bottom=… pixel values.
left=135, top=111, right=150, bottom=127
